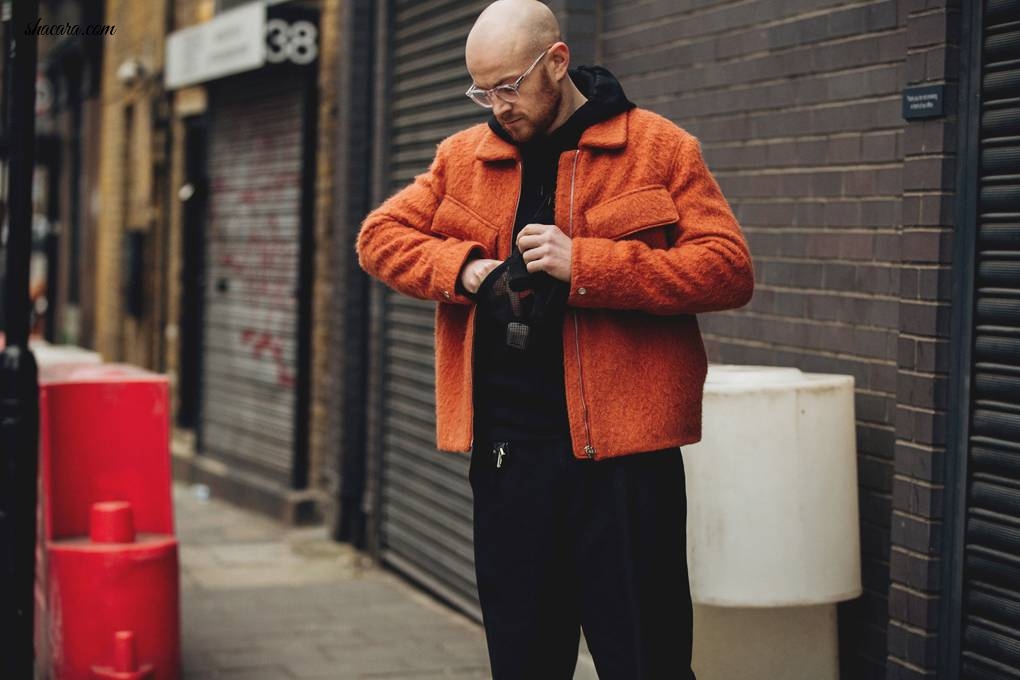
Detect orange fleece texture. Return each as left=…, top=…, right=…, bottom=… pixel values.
left=356, top=107, right=754, bottom=460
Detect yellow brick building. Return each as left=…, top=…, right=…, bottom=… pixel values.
left=92, top=0, right=341, bottom=522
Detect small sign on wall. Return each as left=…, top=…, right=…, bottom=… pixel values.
left=902, top=85, right=945, bottom=120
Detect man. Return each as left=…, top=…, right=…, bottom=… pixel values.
left=356, top=1, right=754, bottom=677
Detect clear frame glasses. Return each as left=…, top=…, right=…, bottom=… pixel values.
left=465, top=44, right=554, bottom=109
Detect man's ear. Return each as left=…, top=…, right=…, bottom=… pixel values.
left=547, top=42, right=571, bottom=80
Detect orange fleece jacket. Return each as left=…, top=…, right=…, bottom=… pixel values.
left=357, top=107, right=754, bottom=460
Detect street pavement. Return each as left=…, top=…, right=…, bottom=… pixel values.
left=175, top=481, right=600, bottom=679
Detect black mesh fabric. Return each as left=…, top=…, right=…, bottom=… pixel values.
left=475, top=249, right=568, bottom=352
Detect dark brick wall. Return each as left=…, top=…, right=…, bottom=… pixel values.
left=598, top=0, right=959, bottom=677
left=548, top=0, right=599, bottom=66
left=887, top=1, right=961, bottom=678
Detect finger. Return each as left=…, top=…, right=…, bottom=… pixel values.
left=470, top=262, right=499, bottom=292
left=473, top=271, right=488, bottom=292
left=516, top=224, right=549, bottom=247
left=522, top=245, right=547, bottom=263
left=517, top=234, right=545, bottom=252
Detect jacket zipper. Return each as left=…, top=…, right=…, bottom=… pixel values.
left=510, top=160, right=523, bottom=259
left=470, top=160, right=524, bottom=452
left=567, top=150, right=596, bottom=460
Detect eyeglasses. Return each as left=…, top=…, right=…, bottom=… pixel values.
left=465, top=45, right=554, bottom=109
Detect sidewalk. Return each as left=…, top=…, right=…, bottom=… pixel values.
left=175, top=481, right=599, bottom=679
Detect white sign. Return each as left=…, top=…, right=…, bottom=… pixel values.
left=165, top=2, right=265, bottom=90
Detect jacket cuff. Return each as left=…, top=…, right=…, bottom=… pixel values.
left=437, top=240, right=486, bottom=305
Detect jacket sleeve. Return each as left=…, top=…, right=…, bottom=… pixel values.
left=566, top=133, right=754, bottom=315
left=355, top=139, right=486, bottom=306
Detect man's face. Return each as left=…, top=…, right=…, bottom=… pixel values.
left=469, top=48, right=563, bottom=144
left=493, top=65, right=561, bottom=143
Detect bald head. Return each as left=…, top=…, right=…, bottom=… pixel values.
left=465, top=0, right=561, bottom=80
left=464, top=0, right=586, bottom=143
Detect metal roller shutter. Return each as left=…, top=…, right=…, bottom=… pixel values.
left=200, top=73, right=306, bottom=485
left=960, top=0, right=1020, bottom=676
left=379, top=0, right=489, bottom=620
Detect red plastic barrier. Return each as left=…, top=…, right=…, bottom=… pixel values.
left=36, top=363, right=180, bottom=680
left=50, top=501, right=178, bottom=679
left=39, top=364, right=174, bottom=540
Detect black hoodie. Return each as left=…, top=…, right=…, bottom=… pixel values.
left=472, top=66, right=636, bottom=441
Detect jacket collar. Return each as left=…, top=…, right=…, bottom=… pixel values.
left=474, top=110, right=630, bottom=162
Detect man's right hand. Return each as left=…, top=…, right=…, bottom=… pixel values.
left=460, top=257, right=502, bottom=295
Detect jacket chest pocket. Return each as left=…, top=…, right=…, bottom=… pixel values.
left=583, top=185, right=679, bottom=250
left=431, top=195, right=500, bottom=257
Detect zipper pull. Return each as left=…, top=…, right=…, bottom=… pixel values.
left=495, top=442, right=508, bottom=468
left=584, top=444, right=596, bottom=460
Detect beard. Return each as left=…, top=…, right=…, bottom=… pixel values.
left=499, top=71, right=562, bottom=143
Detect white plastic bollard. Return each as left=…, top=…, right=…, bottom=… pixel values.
left=683, top=365, right=862, bottom=680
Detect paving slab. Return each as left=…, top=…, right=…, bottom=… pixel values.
left=175, top=481, right=599, bottom=679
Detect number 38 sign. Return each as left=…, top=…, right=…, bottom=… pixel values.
left=265, top=18, right=318, bottom=66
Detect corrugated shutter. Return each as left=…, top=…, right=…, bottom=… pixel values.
left=379, top=0, right=489, bottom=620
left=200, top=73, right=306, bottom=484
left=960, top=0, right=1020, bottom=676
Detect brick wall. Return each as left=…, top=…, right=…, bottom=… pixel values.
left=887, top=2, right=961, bottom=677
left=594, top=1, right=964, bottom=676
left=95, top=0, right=171, bottom=365
left=310, top=0, right=343, bottom=517
left=548, top=0, right=599, bottom=67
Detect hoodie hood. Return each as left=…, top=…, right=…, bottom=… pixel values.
left=487, top=65, right=635, bottom=146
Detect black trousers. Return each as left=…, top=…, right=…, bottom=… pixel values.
left=469, top=431, right=697, bottom=680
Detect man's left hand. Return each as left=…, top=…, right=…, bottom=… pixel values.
left=516, top=223, right=572, bottom=283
